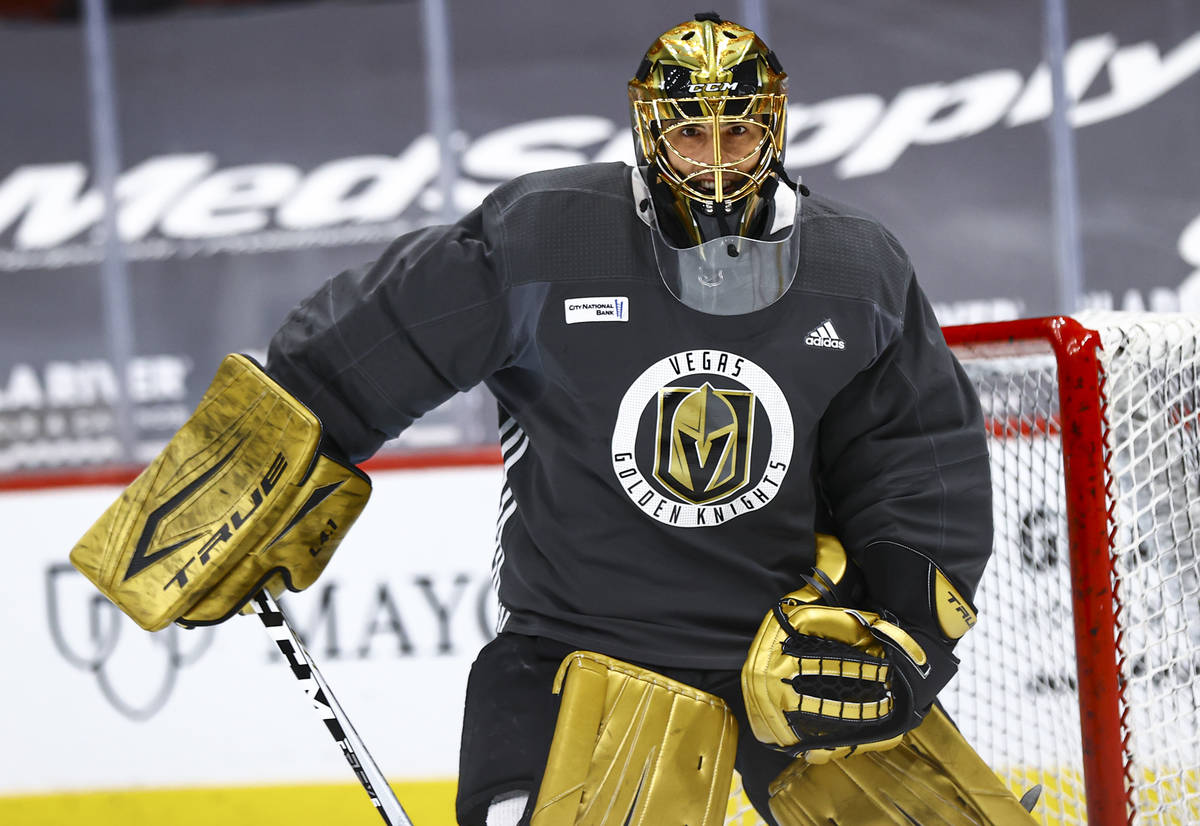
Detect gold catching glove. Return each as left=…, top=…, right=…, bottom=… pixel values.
left=742, top=533, right=978, bottom=761
left=742, top=599, right=931, bottom=760
left=69, top=354, right=370, bottom=631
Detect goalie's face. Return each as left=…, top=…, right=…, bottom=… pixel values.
left=661, top=118, right=768, bottom=202
left=632, top=91, right=784, bottom=211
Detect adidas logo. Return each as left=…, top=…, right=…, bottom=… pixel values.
left=805, top=319, right=846, bottom=350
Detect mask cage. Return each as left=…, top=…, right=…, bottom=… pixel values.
left=632, top=92, right=786, bottom=207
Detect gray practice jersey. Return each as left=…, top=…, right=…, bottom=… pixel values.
left=266, top=162, right=992, bottom=670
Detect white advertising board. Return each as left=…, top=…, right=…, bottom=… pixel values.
left=0, top=465, right=503, bottom=795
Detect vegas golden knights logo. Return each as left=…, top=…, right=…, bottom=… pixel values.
left=613, top=349, right=793, bottom=528
left=654, top=382, right=754, bottom=504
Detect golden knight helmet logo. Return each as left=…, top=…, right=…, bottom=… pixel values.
left=656, top=381, right=754, bottom=503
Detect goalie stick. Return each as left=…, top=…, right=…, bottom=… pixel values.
left=250, top=591, right=415, bottom=826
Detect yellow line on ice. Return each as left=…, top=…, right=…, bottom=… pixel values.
left=0, top=779, right=457, bottom=826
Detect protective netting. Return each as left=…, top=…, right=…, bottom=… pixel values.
left=725, top=313, right=1200, bottom=826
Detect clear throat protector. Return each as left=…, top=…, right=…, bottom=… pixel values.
left=634, top=168, right=803, bottom=316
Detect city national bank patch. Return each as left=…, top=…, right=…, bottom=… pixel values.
left=564, top=296, right=628, bottom=324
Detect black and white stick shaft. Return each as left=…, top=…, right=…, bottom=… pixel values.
left=251, top=591, right=414, bottom=826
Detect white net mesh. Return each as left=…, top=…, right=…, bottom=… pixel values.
left=944, top=312, right=1200, bottom=825
left=1086, top=312, right=1200, bottom=823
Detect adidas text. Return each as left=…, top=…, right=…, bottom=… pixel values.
left=805, top=319, right=846, bottom=349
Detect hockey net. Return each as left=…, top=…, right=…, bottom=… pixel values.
left=725, top=312, right=1200, bottom=826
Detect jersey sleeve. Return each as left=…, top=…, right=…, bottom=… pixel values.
left=264, top=199, right=515, bottom=463
left=817, top=272, right=992, bottom=609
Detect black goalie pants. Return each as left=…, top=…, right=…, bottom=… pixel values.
left=455, top=632, right=795, bottom=826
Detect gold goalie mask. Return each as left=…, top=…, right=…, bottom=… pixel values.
left=629, top=12, right=802, bottom=316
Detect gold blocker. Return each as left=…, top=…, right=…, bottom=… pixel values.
left=68, top=353, right=371, bottom=631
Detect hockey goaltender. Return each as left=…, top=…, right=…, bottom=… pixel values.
left=69, top=12, right=1042, bottom=826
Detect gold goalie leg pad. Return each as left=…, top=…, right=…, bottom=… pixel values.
left=769, top=706, right=1039, bottom=826
left=529, top=651, right=738, bottom=826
